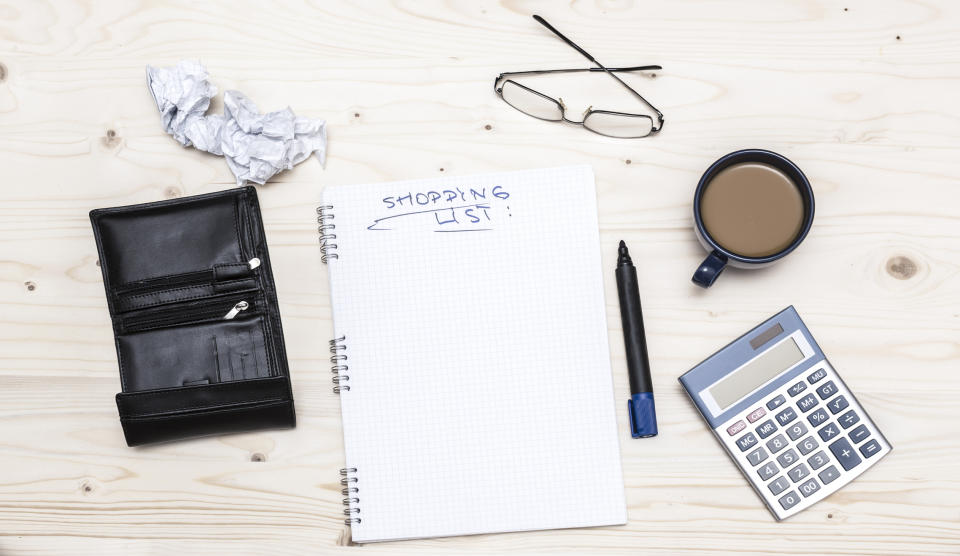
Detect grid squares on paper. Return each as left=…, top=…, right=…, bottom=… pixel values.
left=323, top=166, right=626, bottom=542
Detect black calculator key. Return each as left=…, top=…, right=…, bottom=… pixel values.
left=828, top=395, right=849, bottom=414
left=798, top=478, right=821, bottom=498
left=777, top=448, right=800, bottom=468
left=807, top=368, right=827, bottom=384
left=797, top=436, right=819, bottom=455
left=746, top=447, right=768, bottom=466
left=818, top=465, right=841, bottom=484
left=775, top=407, right=798, bottom=426
left=786, top=421, right=808, bottom=441
left=796, top=393, right=819, bottom=413
left=787, top=463, right=811, bottom=483
left=816, top=380, right=838, bottom=400
left=807, top=450, right=830, bottom=470
left=849, top=424, right=871, bottom=444
left=757, top=461, right=779, bottom=481
left=807, top=408, right=830, bottom=427
left=839, top=410, right=860, bottom=429
left=829, top=437, right=862, bottom=471
left=768, top=476, right=790, bottom=495
left=859, top=439, right=882, bottom=458
left=767, top=395, right=786, bottom=410
left=778, top=491, right=801, bottom=510
left=818, top=422, right=840, bottom=441
left=766, top=434, right=789, bottom=453
left=788, top=381, right=807, bottom=397
left=736, top=432, right=758, bottom=452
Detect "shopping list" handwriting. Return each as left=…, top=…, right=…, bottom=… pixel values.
left=367, top=185, right=511, bottom=232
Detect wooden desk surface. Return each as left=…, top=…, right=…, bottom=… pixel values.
left=1, top=1, right=958, bottom=554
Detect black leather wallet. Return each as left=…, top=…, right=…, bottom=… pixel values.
left=90, top=187, right=295, bottom=446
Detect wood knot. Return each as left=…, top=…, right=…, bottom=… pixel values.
left=439, top=167, right=444, bottom=172
left=896, top=35, right=901, bottom=40
left=484, top=124, right=492, bottom=131
left=625, top=159, right=632, bottom=165
left=0, top=63, right=7, bottom=82
left=80, top=480, right=94, bottom=495
left=24, top=281, right=36, bottom=292
left=250, top=452, right=266, bottom=462
left=886, top=256, right=917, bottom=280
left=353, top=112, right=360, bottom=118
left=101, top=129, right=121, bottom=149
left=164, top=186, right=182, bottom=198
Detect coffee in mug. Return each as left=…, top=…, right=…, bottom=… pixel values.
left=692, top=150, right=814, bottom=288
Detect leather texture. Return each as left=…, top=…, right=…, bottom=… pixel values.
left=90, top=187, right=295, bottom=446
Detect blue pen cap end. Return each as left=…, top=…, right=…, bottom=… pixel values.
left=628, top=392, right=658, bottom=438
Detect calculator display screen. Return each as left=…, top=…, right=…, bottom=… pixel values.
left=709, top=338, right=805, bottom=411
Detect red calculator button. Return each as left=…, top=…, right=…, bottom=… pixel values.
left=747, top=408, right=767, bottom=423
left=727, top=420, right=747, bottom=436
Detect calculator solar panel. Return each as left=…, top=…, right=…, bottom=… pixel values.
left=678, top=306, right=891, bottom=520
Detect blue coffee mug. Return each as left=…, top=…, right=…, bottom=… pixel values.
left=692, top=149, right=815, bottom=288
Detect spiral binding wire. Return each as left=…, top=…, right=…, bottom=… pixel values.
left=330, top=336, right=349, bottom=393
left=340, top=467, right=360, bottom=525
left=317, top=205, right=338, bottom=263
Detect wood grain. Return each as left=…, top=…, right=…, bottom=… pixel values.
left=0, top=0, right=958, bottom=554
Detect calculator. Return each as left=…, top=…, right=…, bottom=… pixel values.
left=678, top=306, right=891, bottom=520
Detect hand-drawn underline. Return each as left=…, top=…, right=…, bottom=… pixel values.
left=367, top=203, right=494, bottom=232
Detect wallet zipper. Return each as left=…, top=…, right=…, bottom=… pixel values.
left=122, top=294, right=258, bottom=332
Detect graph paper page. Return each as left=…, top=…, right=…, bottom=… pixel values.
left=324, top=166, right=626, bottom=542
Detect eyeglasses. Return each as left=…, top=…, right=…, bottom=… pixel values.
left=494, top=15, right=664, bottom=138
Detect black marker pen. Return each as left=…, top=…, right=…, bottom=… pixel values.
left=616, top=240, right=658, bottom=438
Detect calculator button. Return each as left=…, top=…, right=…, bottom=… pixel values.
left=746, top=407, right=766, bottom=423
left=775, top=407, right=797, bottom=426
left=828, top=437, right=862, bottom=471
left=727, top=420, right=747, bottom=436
left=859, top=439, right=882, bottom=458
left=807, top=408, right=830, bottom=427
left=787, top=463, right=811, bottom=483
left=788, top=381, right=807, bottom=397
left=839, top=410, right=860, bottom=429
left=786, top=421, right=808, bottom=441
left=796, top=393, right=819, bottom=413
left=797, top=436, right=819, bottom=455
left=776, top=448, right=800, bottom=468
left=778, top=491, right=801, bottom=510
left=828, top=395, right=849, bottom=414
left=767, top=395, right=786, bottom=410
left=798, top=478, right=821, bottom=498
left=757, top=461, right=779, bottom=481
left=736, top=432, right=758, bottom=452
left=849, top=424, right=871, bottom=444
left=816, top=380, right=838, bottom=400
left=768, top=476, right=790, bottom=495
left=818, top=465, right=841, bottom=484
left=766, top=434, right=789, bottom=453
left=746, top=447, right=769, bottom=466
left=807, top=368, right=827, bottom=384
left=755, top=420, right=778, bottom=439
left=818, top=422, right=840, bottom=441
left=807, top=450, right=830, bottom=470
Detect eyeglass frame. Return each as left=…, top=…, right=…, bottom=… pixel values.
left=493, top=15, right=664, bottom=138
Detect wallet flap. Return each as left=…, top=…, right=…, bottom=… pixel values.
left=90, top=188, right=254, bottom=291
left=116, top=376, right=291, bottom=418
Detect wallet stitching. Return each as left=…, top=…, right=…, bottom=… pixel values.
left=118, top=376, right=286, bottom=400
left=120, top=399, right=291, bottom=421
left=118, top=396, right=289, bottom=418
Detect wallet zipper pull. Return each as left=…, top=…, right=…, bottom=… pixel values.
left=248, top=257, right=261, bottom=270
left=223, top=301, right=249, bottom=320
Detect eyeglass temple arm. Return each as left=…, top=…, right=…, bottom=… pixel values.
left=498, top=66, right=661, bottom=79
left=531, top=14, right=664, bottom=129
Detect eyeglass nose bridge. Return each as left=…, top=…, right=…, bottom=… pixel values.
left=557, top=99, right=592, bottom=124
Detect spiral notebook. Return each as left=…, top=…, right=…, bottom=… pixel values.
left=319, top=166, right=626, bottom=542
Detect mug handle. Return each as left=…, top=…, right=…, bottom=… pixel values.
left=692, top=251, right=727, bottom=288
